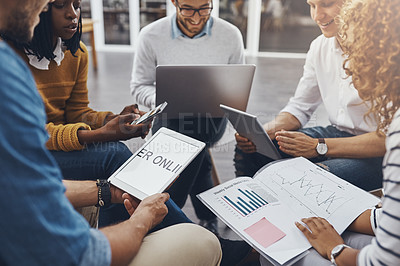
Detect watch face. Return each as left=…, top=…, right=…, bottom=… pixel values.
left=332, top=244, right=343, bottom=254
left=316, top=143, right=328, bottom=155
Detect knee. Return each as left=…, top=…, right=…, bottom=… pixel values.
left=130, top=224, right=221, bottom=266
left=316, top=162, right=330, bottom=172
left=106, top=142, right=132, bottom=160
left=175, top=224, right=222, bottom=265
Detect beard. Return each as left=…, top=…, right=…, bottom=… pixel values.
left=177, top=16, right=207, bottom=36
left=1, top=7, right=35, bottom=43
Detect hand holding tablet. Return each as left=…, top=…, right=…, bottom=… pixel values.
left=220, top=104, right=281, bottom=160
left=108, top=127, right=205, bottom=200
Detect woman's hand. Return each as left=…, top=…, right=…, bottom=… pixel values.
left=119, top=104, right=146, bottom=116
left=79, top=113, right=151, bottom=144
left=295, top=217, right=344, bottom=259
left=99, top=114, right=151, bottom=141
left=103, top=104, right=145, bottom=124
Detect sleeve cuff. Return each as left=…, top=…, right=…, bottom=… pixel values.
left=280, top=105, right=310, bottom=128
left=78, top=229, right=111, bottom=266
left=47, top=123, right=91, bottom=151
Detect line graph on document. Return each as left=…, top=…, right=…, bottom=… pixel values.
left=263, top=163, right=353, bottom=218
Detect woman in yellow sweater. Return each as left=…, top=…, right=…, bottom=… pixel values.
left=12, top=0, right=150, bottom=227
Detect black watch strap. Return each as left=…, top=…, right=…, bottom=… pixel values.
left=95, top=179, right=111, bottom=207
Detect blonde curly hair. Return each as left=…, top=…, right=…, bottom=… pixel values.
left=340, top=0, right=400, bottom=133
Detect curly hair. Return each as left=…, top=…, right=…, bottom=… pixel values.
left=340, top=0, right=400, bottom=133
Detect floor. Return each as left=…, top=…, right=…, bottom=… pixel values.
left=86, top=50, right=328, bottom=263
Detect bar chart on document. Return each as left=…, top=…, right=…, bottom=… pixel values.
left=220, top=183, right=279, bottom=218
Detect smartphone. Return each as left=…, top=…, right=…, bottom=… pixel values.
left=131, top=101, right=168, bottom=125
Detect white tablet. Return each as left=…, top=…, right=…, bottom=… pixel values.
left=108, top=127, right=206, bottom=200
left=220, top=104, right=281, bottom=160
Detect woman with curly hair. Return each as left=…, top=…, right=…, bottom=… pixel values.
left=235, top=0, right=385, bottom=195
left=274, top=0, right=400, bottom=265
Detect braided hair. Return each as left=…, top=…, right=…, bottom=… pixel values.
left=2, top=4, right=83, bottom=61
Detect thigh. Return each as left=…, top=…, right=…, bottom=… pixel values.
left=129, top=224, right=221, bottom=266
left=319, top=157, right=383, bottom=191
left=260, top=249, right=331, bottom=266
left=260, top=232, right=374, bottom=266
left=165, top=148, right=207, bottom=208
left=342, top=231, right=374, bottom=249
left=50, top=141, right=132, bottom=180
left=299, top=126, right=354, bottom=139
left=234, top=146, right=272, bottom=177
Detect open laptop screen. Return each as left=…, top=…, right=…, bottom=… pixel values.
left=156, top=64, right=256, bottom=119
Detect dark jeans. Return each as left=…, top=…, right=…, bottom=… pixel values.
left=234, top=126, right=383, bottom=191
left=50, top=141, right=192, bottom=227
left=153, top=116, right=227, bottom=221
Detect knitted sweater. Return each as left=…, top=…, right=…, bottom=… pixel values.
left=16, top=42, right=112, bottom=151
left=130, top=15, right=245, bottom=108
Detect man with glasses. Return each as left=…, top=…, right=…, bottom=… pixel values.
left=130, top=0, right=245, bottom=236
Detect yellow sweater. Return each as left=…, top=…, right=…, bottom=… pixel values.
left=17, top=42, right=112, bottom=151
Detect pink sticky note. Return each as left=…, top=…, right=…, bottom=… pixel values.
left=244, top=217, right=286, bottom=248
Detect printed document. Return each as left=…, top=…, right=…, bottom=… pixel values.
left=198, top=157, right=380, bottom=265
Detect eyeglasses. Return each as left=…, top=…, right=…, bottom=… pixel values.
left=176, top=1, right=213, bottom=17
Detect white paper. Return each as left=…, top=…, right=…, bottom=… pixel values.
left=198, top=157, right=380, bottom=265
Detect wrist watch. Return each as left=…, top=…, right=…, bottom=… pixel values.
left=95, top=179, right=111, bottom=207
left=316, top=138, right=328, bottom=158
left=330, top=244, right=350, bottom=265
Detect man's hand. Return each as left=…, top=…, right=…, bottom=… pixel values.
left=275, top=130, right=319, bottom=158
left=235, top=133, right=257, bottom=153
left=110, top=185, right=129, bottom=204
left=125, top=193, right=169, bottom=231
left=295, top=217, right=344, bottom=259
left=122, top=193, right=141, bottom=215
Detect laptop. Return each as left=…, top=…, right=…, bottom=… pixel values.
left=156, top=64, right=256, bottom=119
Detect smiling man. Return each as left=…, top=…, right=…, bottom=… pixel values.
left=130, top=0, right=245, bottom=235
left=235, top=0, right=385, bottom=195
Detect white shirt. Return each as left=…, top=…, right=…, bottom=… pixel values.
left=281, top=35, right=377, bottom=136
left=26, top=37, right=65, bottom=70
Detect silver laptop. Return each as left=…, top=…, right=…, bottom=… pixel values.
left=156, top=64, right=256, bottom=119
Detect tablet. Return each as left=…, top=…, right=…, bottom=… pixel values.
left=132, top=101, right=168, bottom=125
left=220, top=104, right=281, bottom=160
left=108, top=127, right=205, bottom=200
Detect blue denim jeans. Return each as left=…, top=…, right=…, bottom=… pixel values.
left=50, top=141, right=192, bottom=227
left=153, top=117, right=228, bottom=221
left=234, top=126, right=383, bottom=191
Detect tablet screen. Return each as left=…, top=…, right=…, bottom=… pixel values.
left=110, top=130, right=202, bottom=198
